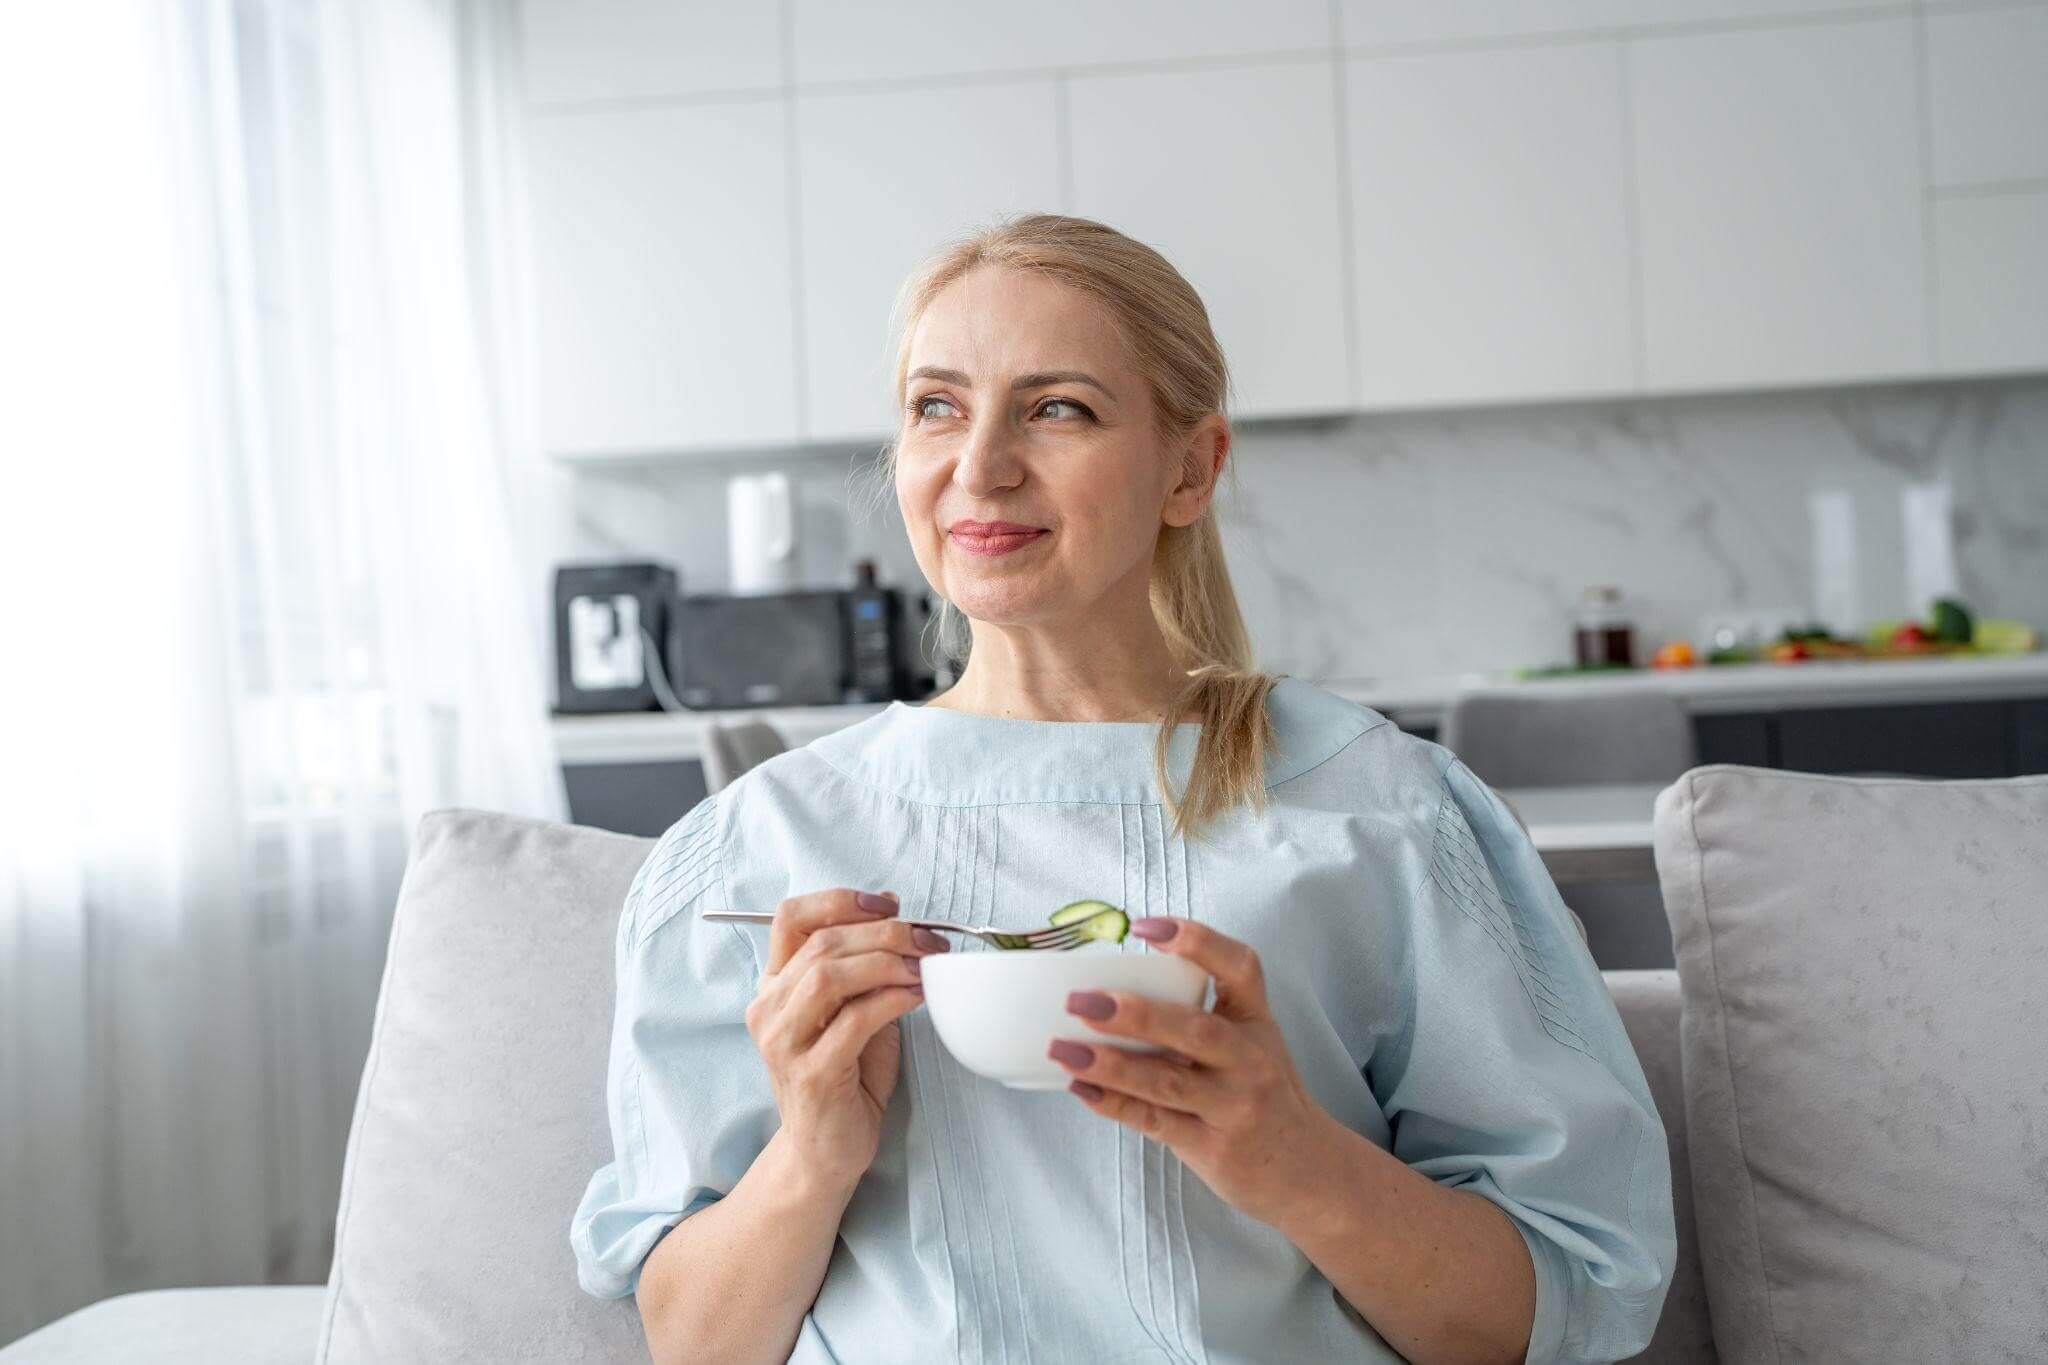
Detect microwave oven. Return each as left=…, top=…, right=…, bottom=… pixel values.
left=554, top=561, right=925, bottom=712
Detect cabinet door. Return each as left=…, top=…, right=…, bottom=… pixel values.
left=1924, top=4, right=2048, bottom=188
left=1776, top=701, right=2014, bottom=779
left=562, top=759, right=707, bottom=837
left=796, top=82, right=1063, bottom=444
left=526, top=102, right=802, bottom=458
left=792, top=0, right=1327, bottom=86
left=1631, top=16, right=1926, bottom=392
left=1344, top=40, right=1635, bottom=408
left=1925, top=5, right=2048, bottom=377
left=520, top=0, right=783, bottom=106
left=1067, top=61, right=1352, bottom=419
left=1934, top=193, right=2048, bottom=375
left=1338, top=0, right=1871, bottom=47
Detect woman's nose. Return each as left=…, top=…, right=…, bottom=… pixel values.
left=951, top=417, right=1025, bottom=495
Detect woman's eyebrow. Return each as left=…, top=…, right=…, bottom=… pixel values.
left=908, top=365, right=1116, bottom=401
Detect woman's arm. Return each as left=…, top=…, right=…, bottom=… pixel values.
left=1052, top=764, right=1675, bottom=1365
left=633, top=888, right=940, bottom=1364
left=1051, top=918, right=1535, bottom=1365
left=1267, top=1122, right=1536, bottom=1365
left=635, top=1127, right=857, bottom=1364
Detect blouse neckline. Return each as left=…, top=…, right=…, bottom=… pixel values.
left=806, top=673, right=1386, bottom=808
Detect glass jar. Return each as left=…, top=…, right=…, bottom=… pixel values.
left=1573, top=585, right=1636, bottom=668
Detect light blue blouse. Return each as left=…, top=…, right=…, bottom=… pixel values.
left=570, top=676, right=1676, bottom=1363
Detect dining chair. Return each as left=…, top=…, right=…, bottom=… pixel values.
left=1440, top=687, right=1698, bottom=789
left=699, top=717, right=788, bottom=795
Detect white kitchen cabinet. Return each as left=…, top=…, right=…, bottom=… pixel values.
left=1925, top=4, right=2048, bottom=188
left=1630, top=15, right=1926, bottom=392
left=1066, top=60, right=1353, bottom=420
left=1338, top=0, right=1878, bottom=48
left=1343, top=41, right=1635, bottom=408
left=795, top=81, right=1064, bottom=443
left=526, top=102, right=802, bottom=458
left=520, top=0, right=783, bottom=106
left=791, top=0, right=1328, bottom=87
left=1934, top=191, right=2048, bottom=375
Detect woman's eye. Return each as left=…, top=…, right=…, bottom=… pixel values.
left=906, top=394, right=1091, bottom=422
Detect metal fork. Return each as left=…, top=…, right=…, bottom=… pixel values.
left=700, top=907, right=1111, bottom=951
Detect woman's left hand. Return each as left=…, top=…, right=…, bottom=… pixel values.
left=1051, top=915, right=1341, bottom=1230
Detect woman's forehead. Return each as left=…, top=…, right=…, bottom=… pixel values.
left=909, top=276, right=1129, bottom=379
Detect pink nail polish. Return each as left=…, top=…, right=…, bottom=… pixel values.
left=1066, top=990, right=1115, bottom=1020
left=1047, top=1039, right=1094, bottom=1068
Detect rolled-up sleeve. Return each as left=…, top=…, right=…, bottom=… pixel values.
left=569, top=793, right=774, bottom=1299
left=1366, top=758, right=1676, bottom=1364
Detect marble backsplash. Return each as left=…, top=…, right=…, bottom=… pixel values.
left=539, top=373, right=2048, bottom=690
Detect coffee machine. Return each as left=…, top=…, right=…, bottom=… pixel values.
left=552, top=561, right=677, bottom=714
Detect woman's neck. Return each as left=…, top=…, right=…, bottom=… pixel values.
left=926, top=626, right=1188, bottom=723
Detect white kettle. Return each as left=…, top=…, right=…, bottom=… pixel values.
left=727, top=471, right=799, bottom=594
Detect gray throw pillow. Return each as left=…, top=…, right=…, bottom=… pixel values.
left=1653, top=766, right=2048, bottom=1362
left=316, top=810, right=655, bottom=1362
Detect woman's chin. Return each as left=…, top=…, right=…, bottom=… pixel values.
left=945, top=581, right=1064, bottom=624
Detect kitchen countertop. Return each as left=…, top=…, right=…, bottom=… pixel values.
left=1325, top=650, right=2048, bottom=722
left=1499, top=782, right=1665, bottom=884
left=552, top=652, right=2048, bottom=765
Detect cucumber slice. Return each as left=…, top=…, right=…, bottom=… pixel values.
left=1049, top=899, right=1129, bottom=944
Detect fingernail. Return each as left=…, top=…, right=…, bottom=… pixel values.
left=1130, top=917, right=1178, bottom=942
left=903, top=955, right=922, bottom=976
left=1066, top=990, right=1115, bottom=1020
left=912, top=927, right=949, bottom=952
left=1047, top=1039, right=1094, bottom=1068
left=857, top=891, right=897, bottom=913
left=1069, top=1080, right=1104, bottom=1101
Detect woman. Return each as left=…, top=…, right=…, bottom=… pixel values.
left=570, top=214, right=1675, bottom=1364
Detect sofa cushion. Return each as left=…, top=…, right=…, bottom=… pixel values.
left=0, top=1287, right=324, bottom=1364
left=316, top=811, right=656, bottom=1363
left=1653, top=766, right=2048, bottom=1362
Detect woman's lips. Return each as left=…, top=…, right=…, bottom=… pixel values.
left=949, top=527, right=1049, bottom=557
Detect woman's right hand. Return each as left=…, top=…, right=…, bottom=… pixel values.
left=745, top=889, right=949, bottom=1190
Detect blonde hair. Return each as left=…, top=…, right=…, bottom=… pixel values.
left=870, top=212, right=1282, bottom=840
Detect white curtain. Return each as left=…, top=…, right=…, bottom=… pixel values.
left=0, top=0, right=563, bottom=1343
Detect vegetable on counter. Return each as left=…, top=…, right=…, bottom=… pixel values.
left=1533, top=596, right=2036, bottom=676
left=1864, top=597, right=2037, bottom=657
left=1932, top=598, right=1974, bottom=644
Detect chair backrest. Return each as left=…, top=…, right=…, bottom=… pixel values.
left=700, top=718, right=788, bottom=794
left=1442, top=687, right=1696, bottom=788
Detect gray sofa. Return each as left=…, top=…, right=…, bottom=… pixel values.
left=6, top=765, right=2041, bottom=1363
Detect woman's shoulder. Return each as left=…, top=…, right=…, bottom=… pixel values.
left=1264, top=674, right=1458, bottom=799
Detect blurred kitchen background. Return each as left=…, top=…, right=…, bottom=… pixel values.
left=531, top=0, right=2048, bottom=971
left=3, top=0, right=2044, bottom=1347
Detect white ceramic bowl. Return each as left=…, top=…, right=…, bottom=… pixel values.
left=919, top=947, right=1211, bottom=1090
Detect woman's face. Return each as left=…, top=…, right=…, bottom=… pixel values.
left=895, top=264, right=1215, bottom=631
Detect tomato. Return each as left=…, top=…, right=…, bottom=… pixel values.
left=1890, top=622, right=1933, bottom=653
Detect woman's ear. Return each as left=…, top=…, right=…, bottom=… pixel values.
left=1162, top=416, right=1228, bottom=528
